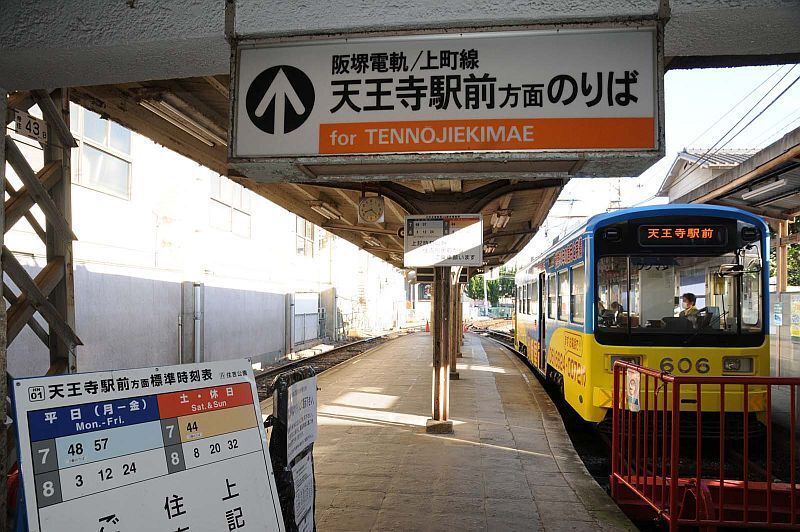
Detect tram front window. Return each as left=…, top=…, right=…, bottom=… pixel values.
left=596, top=245, right=762, bottom=343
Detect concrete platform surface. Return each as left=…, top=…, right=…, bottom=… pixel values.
left=281, top=332, right=635, bottom=531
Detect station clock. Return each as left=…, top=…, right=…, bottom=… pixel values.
left=358, top=196, right=385, bottom=224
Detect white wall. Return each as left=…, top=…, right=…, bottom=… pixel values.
left=5, top=107, right=406, bottom=376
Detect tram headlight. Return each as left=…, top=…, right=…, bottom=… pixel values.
left=610, top=355, right=642, bottom=370
left=722, top=357, right=753, bottom=373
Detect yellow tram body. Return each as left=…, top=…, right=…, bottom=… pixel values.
left=513, top=205, right=770, bottom=423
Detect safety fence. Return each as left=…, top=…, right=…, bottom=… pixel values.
left=610, top=361, right=800, bottom=530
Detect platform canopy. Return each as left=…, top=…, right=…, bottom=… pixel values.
left=69, top=76, right=563, bottom=269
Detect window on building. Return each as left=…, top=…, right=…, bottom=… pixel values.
left=70, top=105, right=132, bottom=199
left=296, top=216, right=315, bottom=257
left=571, top=264, right=585, bottom=324
left=209, top=174, right=251, bottom=238
left=558, top=270, right=569, bottom=321
left=548, top=274, right=556, bottom=318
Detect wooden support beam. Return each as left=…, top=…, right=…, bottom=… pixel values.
left=204, top=76, right=229, bottom=99
left=3, top=282, right=49, bottom=346
left=6, top=258, right=64, bottom=344
left=5, top=139, right=76, bottom=241
left=5, top=92, right=34, bottom=126
left=43, top=88, right=78, bottom=373
left=5, top=180, right=47, bottom=242
left=427, top=266, right=453, bottom=433
left=4, top=160, right=61, bottom=230
left=0, top=90, right=8, bottom=531
left=30, top=90, right=77, bottom=148
left=2, top=247, right=81, bottom=350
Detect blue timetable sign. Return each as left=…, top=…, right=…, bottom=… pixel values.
left=28, top=395, right=159, bottom=441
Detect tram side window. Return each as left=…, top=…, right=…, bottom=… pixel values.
left=558, top=270, right=569, bottom=321
left=571, top=264, right=585, bottom=324
left=531, top=281, right=539, bottom=316
left=526, top=283, right=532, bottom=314
left=548, top=274, right=556, bottom=318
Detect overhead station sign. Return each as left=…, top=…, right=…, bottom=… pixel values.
left=13, top=360, right=284, bottom=532
left=233, top=27, right=657, bottom=158
left=404, top=214, right=483, bottom=267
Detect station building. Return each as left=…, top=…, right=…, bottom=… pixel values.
left=5, top=104, right=407, bottom=377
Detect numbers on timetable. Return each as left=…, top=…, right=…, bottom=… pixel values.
left=123, top=462, right=137, bottom=476
left=187, top=421, right=198, bottom=433
left=170, top=452, right=181, bottom=466
left=37, top=447, right=50, bottom=465
left=94, top=438, right=108, bottom=451
left=98, top=467, right=113, bottom=481
left=193, top=448, right=200, bottom=458
left=166, top=424, right=175, bottom=439
left=228, top=439, right=238, bottom=450
left=67, top=443, right=83, bottom=456
left=210, top=443, right=221, bottom=455
left=42, top=481, right=55, bottom=498
left=75, top=474, right=83, bottom=487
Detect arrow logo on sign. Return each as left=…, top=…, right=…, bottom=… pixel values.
left=254, top=68, right=306, bottom=135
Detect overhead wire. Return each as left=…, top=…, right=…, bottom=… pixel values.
left=671, top=65, right=799, bottom=187
left=684, top=64, right=789, bottom=148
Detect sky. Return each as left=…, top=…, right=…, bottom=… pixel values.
left=513, top=63, right=800, bottom=266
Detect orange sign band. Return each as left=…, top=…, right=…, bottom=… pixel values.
left=319, top=117, right=655, bottom=154
left=157, top=382, right=254, bottom=419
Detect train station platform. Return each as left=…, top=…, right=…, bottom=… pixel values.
left=284, top=332, right=635, bottom=531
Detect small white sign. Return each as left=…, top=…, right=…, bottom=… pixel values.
left=12, top=360, right=284, bottom=532
left=404, top=214, right=483, bottom=267
left=286, top=376, right=317, bottom=464
left=291, top=453, right=314, bottom=529
left=14, top=109, right=48, bottom=143
left=774, top=303, right=783, bottom=327
left=626, top=369, right=641, bottom=412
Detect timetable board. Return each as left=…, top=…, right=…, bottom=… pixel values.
left=12, top=360, right=284, bottom=532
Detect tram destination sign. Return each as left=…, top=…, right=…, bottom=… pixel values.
left=233, top=27, right=658, bottom=158
left=13, top=360, right=284, bottom=532
left=638, top=225, right=727, bottom=247
left=404, top=214, right=483, bottom=267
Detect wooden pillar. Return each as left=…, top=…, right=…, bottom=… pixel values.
left=449, top=271, right=459, bottom=380
left=777, top=220, right=789, bottom=294
left=456, top=284, right=464, bottom=357
left=43, top=89, right=77, bottom=374
left=0, top=88, right=8, bottom=532
left=427, top=266, right=453, bottom=433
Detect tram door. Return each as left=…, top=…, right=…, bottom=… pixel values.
left=538, top=272, right=547, bottom=370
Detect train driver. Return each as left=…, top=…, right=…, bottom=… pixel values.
left=679, top=293, right=699, bottom=318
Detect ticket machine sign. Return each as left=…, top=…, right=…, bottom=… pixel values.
left=13, top=360, right=284, bottom=532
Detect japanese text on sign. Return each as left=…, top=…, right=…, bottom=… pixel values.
left=404, top=214, right=483, bottom=267
left=285, top=377, right=317, bottom=464
left=638, top=225, right=727, bottom=246
left=234, top=27, right=657, bottom=157
left=13, top=360, right=284, bottom=532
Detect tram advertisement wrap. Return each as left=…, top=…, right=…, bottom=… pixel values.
left=12, top=360, right=284, bottom=532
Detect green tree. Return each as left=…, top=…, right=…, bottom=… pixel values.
left=464, top=267, right=517, bottom=307
left=769, top=220, right=800, bottom=286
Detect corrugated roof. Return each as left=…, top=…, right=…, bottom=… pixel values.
left=681, top=148, right=758, bottom=167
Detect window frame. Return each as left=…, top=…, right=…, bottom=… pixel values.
left=547, top=273, right=556, bottom=319
left=295, top=216, right=316, bottom=258
left=70, top=105, right=133, bottom=200
left=571, top=263, right=585, bottom=324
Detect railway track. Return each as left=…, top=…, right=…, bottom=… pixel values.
left=254, top=329, right=419, bottom=400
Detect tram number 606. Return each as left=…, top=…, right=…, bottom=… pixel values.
left=660, top=357, right=710, bottom=374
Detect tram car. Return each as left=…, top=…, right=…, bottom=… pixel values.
left=514, top=204, right=769, bottom=423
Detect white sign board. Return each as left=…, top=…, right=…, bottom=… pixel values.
left=13, top=360, right=284, bottom=532
left=291, top=453, right=314, bottom=531
left=404, top=214, right=483, bottom=267
left=626, top=369, right=641, bottom=413
left=13, top=109, right=48, bottom=143
left=285, top=376, right=317, bottom=464
left=233, top=27, right=657, bottom=157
